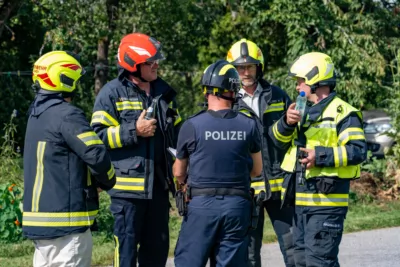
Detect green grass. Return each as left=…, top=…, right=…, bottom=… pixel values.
left=344, top=201, right=400, bottom=232
left=2, top=200, right=400, bottom=267
left=261, top=200, right=400, bottom=243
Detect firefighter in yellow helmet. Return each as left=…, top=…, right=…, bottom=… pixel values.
left=227, top=39, right=295, bottom=267
left=269, top=52, right=367, bottom=267
left=23, top=51, right=116, bottom=267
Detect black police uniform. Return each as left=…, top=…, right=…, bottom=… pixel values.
left=174, top=109, right=261, bottom=267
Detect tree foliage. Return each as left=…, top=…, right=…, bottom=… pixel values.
left=0, top=0, right=399, bottom=146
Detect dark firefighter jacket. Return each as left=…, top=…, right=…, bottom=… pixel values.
left=23, top=92, right=116, bottom=240
left=235, top=79, right=292, bottom=200
left=91, top=74, right=181, bottom=199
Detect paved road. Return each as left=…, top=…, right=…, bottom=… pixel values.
left=166, top=227, right=400, bottom=267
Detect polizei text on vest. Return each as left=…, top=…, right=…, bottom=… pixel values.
left=205, top=131, right=247, bottom=140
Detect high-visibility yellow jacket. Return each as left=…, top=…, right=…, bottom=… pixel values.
left=269, top=93, right=367, bottom=214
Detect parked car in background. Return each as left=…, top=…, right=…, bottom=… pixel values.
left=362, top=110, right=395, bottom=158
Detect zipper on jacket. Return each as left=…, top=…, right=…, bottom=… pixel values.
left=257, top=84, right=273, bottom=199
left=156, top=98, right=172, bottom=187
left=256, top=89, right=267, bottom=176
left=140, top=93, right=151, bottom=186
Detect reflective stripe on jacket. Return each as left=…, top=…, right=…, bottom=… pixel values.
left=23, top=93, right=116, bottom=240
left=236, top=79, right=292, bottom=200
left=270, top=94, right=366, bottom=214
left=91, top=77, right=181, bottom=199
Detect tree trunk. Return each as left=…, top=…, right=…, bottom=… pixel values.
left=94, top=0, right=119, bottom=95
left=0, top=0, right=23, bottom=39
left=185, top=71, right=198, bottom=113
left=94, top=38, right=109, bottom=95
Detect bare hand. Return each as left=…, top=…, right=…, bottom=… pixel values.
left=181, top=184, right=190, bottom=202
left=299, top=147, right=316, bottom=169
left=97, top=188, right=103, bottom=193
left=136, top=110, right=157, bottom=137
left=286, top=103, right=301, bottom=125
left=181, top=183, right=188, bottom=193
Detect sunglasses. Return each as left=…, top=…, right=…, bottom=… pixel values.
left=143, top=60, right=160, bottom=68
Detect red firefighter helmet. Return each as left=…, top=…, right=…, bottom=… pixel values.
left=117, top=33, right=165, bottom=72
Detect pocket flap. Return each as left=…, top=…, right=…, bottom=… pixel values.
left=114, top=157, right=144, bottom=174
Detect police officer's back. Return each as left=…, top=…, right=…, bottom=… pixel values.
left=23, top=51, right=116, bottom=267
left=173, top=60, right=262, bottom=267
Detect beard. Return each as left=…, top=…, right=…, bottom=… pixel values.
left=241, top=77, right=257, bottom=87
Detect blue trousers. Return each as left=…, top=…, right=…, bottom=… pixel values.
left=110, top=186, right=170, bottom=267
left=247, top=199, right=295, bottom=267
left=293, top=213, right=345, bottom=267
left=174, top=195, right=252, bottom=267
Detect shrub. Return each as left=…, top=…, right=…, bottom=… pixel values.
left=95, top=192, right=114, bottom=239
left=0, top=110, right=23, bottom=186
left=0, top=111, right=24, bottom=242
left=0, top=183, right=23, bottom=242
left=361, top=151, right=387, bottom=179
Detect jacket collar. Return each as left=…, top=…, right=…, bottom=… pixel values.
left=28, top=90, right=65, bottom=117
left=258, top=79, right=272, bottom=92
left=307, top=92, right=337, bottom=122
left=118, top=68, right=176, bottom=104
left=235, top=98, right=258, bottom=117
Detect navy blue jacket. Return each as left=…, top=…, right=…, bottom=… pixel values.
left=235, top=79, right=292, bottom=200
left=91, top=75, right=181, bottom=199
left=23, top=92, right=116, bottom=240
left=176, top=109, right=261, bottom=190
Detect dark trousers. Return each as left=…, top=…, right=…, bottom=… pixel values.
left=247, top=199, right=295, bottom=267
left=293, top=213, right=345, bottom=267
left=174, top=195, right=251, bottom=267
left=110, top=184, right=170, bottom=267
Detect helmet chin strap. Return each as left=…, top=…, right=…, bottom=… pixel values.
left=311, top=84, right=318, bottom=94
left=204, top=92, right=236, bottom=103
left=62, top=91, right=76, bottom=100
left=215, top=92, right=236, bottom=102
left=31, top=82, right=41, bottom=93
left=216, top=94, right=235, bottom=102
left=132, top=65, right=150, bottom=83
left=32, top=82, right=76, bottom=100
left=310, top=82, right=336, bottom=94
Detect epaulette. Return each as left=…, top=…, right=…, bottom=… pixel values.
left=188, top=109, right=206, bottom=119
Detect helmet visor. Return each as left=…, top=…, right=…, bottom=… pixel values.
left=147, top=49, right=165, bottom=62
left=231, top=56, right=260, bottom=66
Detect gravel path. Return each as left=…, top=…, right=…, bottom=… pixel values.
left=165, top=227, right=400, bottom=267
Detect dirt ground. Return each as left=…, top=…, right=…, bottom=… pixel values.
left=351, top=171, right=400, bottom=201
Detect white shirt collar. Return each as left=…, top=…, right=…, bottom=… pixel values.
left=239, top=83, right=262, bottom=98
